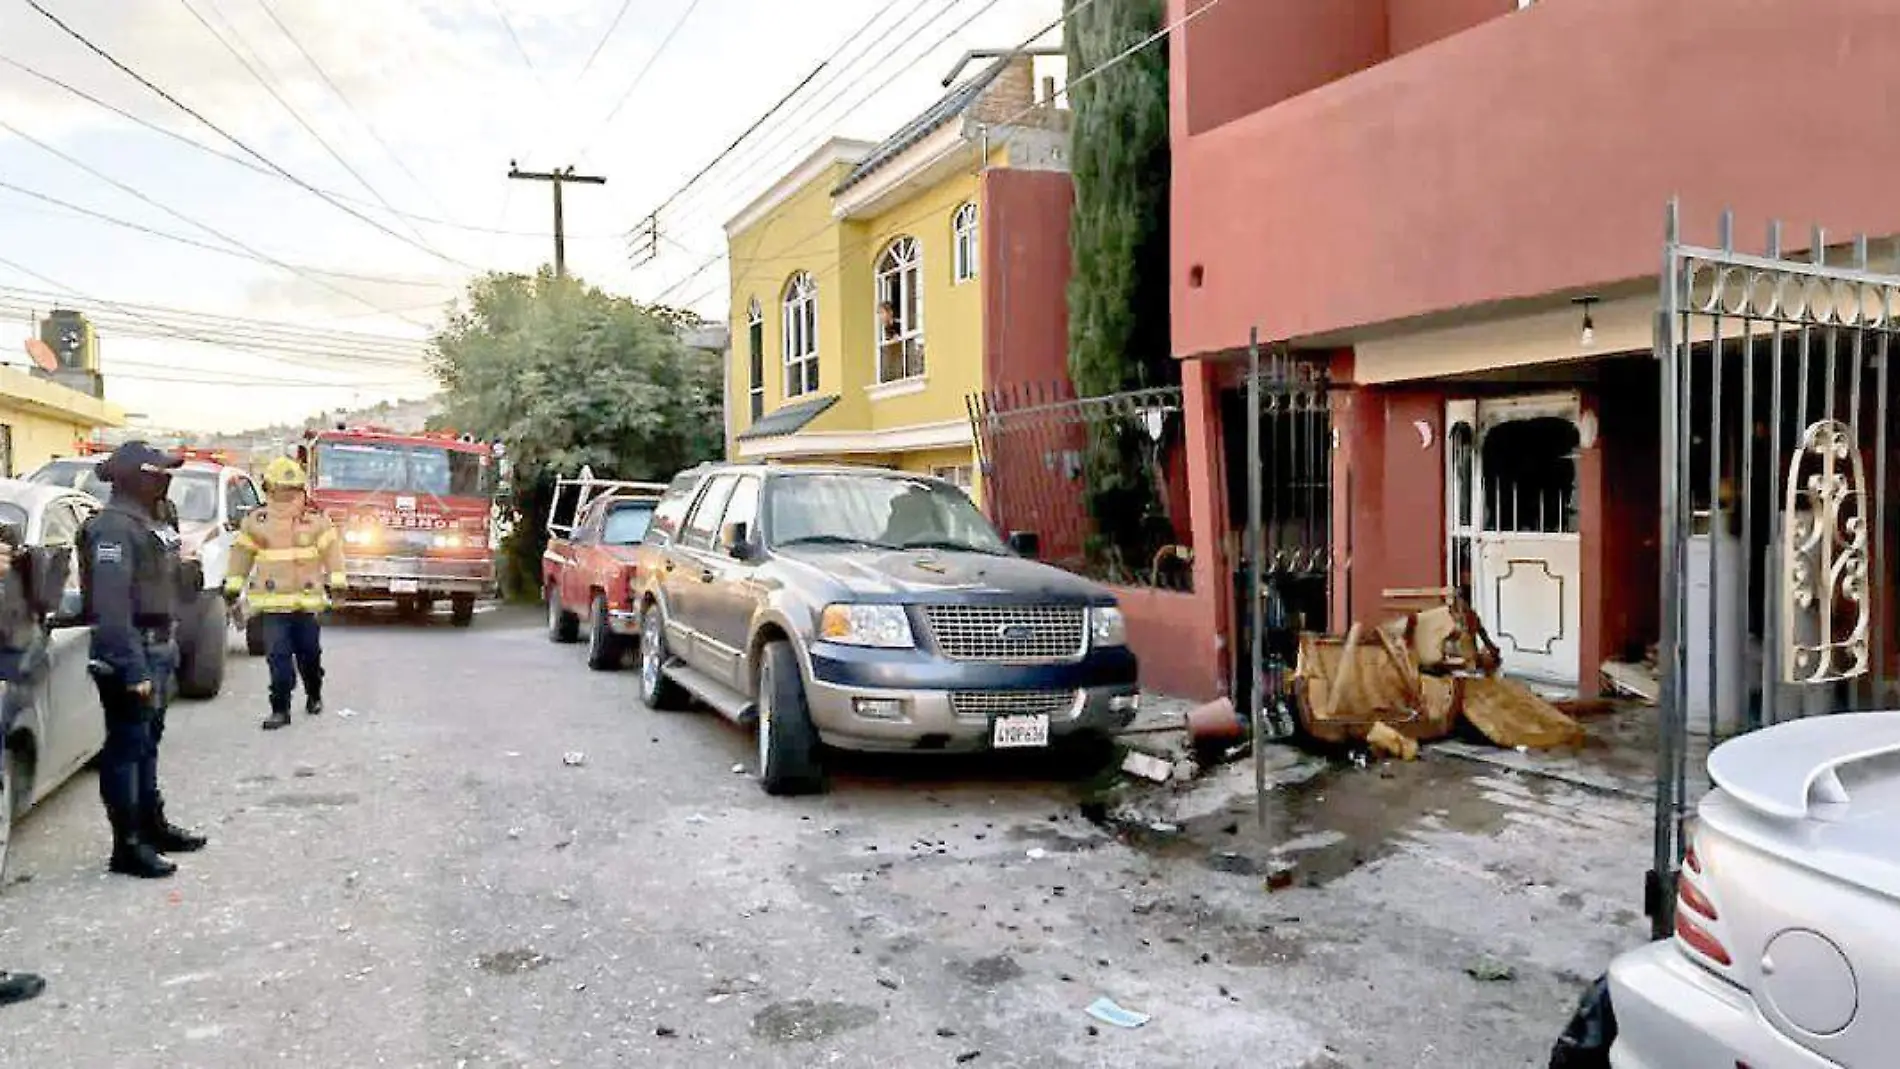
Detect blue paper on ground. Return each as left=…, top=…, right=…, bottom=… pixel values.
left=1085, top=997, right=1151, bottom=1028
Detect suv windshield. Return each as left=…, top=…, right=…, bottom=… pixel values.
left=313, top=441, right=488, bottom=497
left=601, top=501, right=654, bottom=545
left=767, top=473, right=1007, bottom=553
left=30, top=461, right=220, bottom=523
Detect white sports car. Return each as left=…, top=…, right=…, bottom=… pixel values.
left=1608, top=711, right=1900, bottom=1068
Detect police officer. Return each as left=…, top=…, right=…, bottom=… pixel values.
left=225, top=456, right=344, bottom=730
left=0, top=528, right=50, bottom=1001
left=79, top=441, right=206, bottom=879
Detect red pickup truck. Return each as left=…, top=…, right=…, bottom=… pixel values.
left=541, top=475, right=667, bottom=670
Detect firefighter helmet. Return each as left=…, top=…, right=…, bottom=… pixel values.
left=262, top=455, right=308, bottom=491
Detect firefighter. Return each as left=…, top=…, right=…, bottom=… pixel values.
left=78, top=441, right=206, bottom=879
left=225, top=456, right=344, bottom=731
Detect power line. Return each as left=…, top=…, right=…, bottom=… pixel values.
left=571, top=0, right=708, bottom=164
left=572, top=0, right=635, bottom=84
left=253, top=0, right=455, bottom=220
left=176, top=0, right=440, bottom=252
left=22, top=0, right=479, bottom=271
left=0, top=180, right=457, bottom=290
left=0, top=116, right=434, bottom=327
left=0, top=51, right=614, bottom=240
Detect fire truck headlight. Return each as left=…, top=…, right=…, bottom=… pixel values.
left=432, top=532, right=464, bottom=549
left=344, top=526, right=378, bottom=547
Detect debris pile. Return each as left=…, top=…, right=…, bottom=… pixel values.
left=1291, top=587, right=1585, bottom=757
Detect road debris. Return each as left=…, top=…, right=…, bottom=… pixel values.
left=1366, top=721, right=1418, bottom=762
left=562, top=751, right=586, bottom=767
left=1465, top=957, right=1517, bottom=983
left=956, top=1052, right=981, bottom=1064
left=1084, top=996, right=1150, bottom=1029
left=335, top=707, right=361, bottom=719
left=1120, top=749, right=1173, bottom=783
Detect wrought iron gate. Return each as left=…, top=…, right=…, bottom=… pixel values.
left=1242, top=334, right=1332, bottom=814
left=1651, top=201, right=1899, bottom=938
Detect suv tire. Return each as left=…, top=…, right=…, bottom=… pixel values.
left=0, top=745, right=22, bottom=889
left=175, top=593, right=228, bottom=700
left=757, top=640, right=825, bottom=796
left=638, top=604, right=688, bottom=711
left=450, top=594, right=477, bottom=628
left=244, top=612, right=267, bottom=657
left=547, top=588, right=579, bottom=643
left=585, top=595, right=621, bottom=671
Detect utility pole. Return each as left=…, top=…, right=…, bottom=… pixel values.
left=507, top=162, right=606, bottom=278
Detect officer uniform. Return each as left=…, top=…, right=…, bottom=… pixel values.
left=78, top=441, right=206, bottom=879
left=226, top=456, right=344, bottom=730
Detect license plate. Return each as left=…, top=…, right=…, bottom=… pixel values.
left=992, top=714, right=1050, bottom=749
left=389, top=579, right=419, bottom=594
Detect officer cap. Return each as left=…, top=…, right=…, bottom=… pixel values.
left=98, top=440, right=184, bottom=484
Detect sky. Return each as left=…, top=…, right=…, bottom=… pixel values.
left=0, top=0, right=1064, bottom=431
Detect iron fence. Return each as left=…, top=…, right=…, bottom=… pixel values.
left=966, top=383, right=1193, bottom=590
left=1651, top=201, right=1900, bottom=938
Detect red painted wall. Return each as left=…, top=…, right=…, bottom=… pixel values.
left=1386, top=0, right=1512, bottom=55
left=981, top=169, right=1073, bottom=392
left=1335, top=384, right=1447, bottom=625
left=1180, top=0, right=1387, bottom=136
left=1171, top=0, right=1900, bottom=356
left=1115, top=585, right=1219, bottom=700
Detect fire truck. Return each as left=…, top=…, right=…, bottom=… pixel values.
left=296, top=426, right=500, bottom=626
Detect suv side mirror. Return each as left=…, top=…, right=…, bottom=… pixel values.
left=1007, top=531, right=1041, bottom=559
left=227, top=503, right=254, bottom=531
left=720, top=522, right=754, bottom=560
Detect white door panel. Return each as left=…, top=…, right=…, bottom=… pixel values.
left=1477, top=537, right=1582, bottom=685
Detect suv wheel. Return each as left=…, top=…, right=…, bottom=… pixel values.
left=638, top=604, right=687, bottom=711
left=546, top=588, right=579, bottom=643
left=0, top=750, right=16, bottom=889
left=757, top=640, right=825, bottom=796
left=585, top=595, right=621, bottom=671
left=175, top=594, right=228, bottom=700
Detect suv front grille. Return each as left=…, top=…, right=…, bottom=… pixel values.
left=922, top=605, right=1086, bottom=663
left=951, top=690, right=1078, bottom=721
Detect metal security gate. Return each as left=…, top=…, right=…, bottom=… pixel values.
left=1651, top=200, right=1899, bottom=938
left=1241, top=333, right=1333, bottom=815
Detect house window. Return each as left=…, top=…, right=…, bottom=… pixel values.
left=782, top=272, right=818, bottom=398
left=745, top=297, right=764, bottom=421
left=875, top=236, right=924, bottom=383
left=933, top=464, right=973, bottom=496
left=952, top=203, right=978, bottom=284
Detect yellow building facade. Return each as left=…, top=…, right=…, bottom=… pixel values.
left=723, top=56, right=1070, bottom=503
left=0, top=365, right=125, bottom=476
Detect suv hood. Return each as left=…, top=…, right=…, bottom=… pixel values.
left=781, top=547, right=1114, bottom=604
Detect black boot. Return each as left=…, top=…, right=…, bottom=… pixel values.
left=146, top=797, right=207, bottom=854
left=305, top=692, right=322, bottom=717
left=107, top=812, right=176, bottom=879
left=262, top=706, right=291, bottom=731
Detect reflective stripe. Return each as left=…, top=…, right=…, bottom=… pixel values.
left=328, top=572, right=347, bottom=587
left=256, top=545, right=323, bottom=562
left=247, top=590, right=331, bottom=613
left=315, top=529, right=338, bottom=551
left=222, top=576, right=243, bottom=593
left=233, top=531, right=261, bottom=551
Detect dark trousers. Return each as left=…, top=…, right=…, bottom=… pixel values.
left=264, top=613, right=323, bottom=712
left=94, top=643, right=174, bottom=829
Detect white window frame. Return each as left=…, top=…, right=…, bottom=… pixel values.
left=933, top=464, right=974, bottom=496
left=782, top=272, right=818, bottom=399
left=745, top=297, right=765, bottom=419
left=874, top=236, right=924, bottom=384
left=951, top=203, right=978, bottom=284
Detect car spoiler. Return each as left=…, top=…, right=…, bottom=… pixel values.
left=1708, top=710, right=1900, bottom=820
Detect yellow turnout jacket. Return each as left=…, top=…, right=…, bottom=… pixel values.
left=225, top=504, right=346, bottom=613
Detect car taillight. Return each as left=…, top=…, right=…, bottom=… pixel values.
left=1675, top=830, right=1734, bottom=969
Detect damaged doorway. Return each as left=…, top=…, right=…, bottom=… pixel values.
left=1446, top=394, right=1582, bottom=687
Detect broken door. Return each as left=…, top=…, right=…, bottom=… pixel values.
left=1446, top=394, right=1583, bottom=687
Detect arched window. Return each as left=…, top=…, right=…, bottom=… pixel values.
left=782, top=273, right=818, bottom=398
left=951, top=203, right=978, bottom=283
left=745, top=297, right=764, bottom=420
left=874, top=237, right=923, bottom=383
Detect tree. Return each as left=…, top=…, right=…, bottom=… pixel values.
left=429, top=268, right=723, bottom=598
left=1065, top=0, right=1174, bottom=580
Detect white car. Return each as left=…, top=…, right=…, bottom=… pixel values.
left=1609, top=710, right=1900, bottom=1068
left=0, top=480, right=108, bottom=885
left=28, top=455, right=266, bottom=696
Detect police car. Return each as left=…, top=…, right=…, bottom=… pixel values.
left=26, top=454, right=265, bottom=699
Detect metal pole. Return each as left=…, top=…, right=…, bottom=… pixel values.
left=508, top=163, right=606, bottom=279
left=552, top=176, right=566, bottom=279
left=1652, top=199, right=1685, bottom=941
left=1248, top=329, right=1267, bottom=828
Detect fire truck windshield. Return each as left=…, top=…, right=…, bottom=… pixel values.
left=313, top=441, right=487, bottom=497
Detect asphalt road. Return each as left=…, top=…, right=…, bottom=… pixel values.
left=0, top=607, right=1643, bottom=1068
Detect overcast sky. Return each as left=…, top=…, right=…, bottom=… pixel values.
left=0, top=0, right=1062, bottom=431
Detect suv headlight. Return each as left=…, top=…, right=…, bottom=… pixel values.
left=819, top=603, right=915, bottom=648
left=1090, top=606, right=1127, bottom=648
